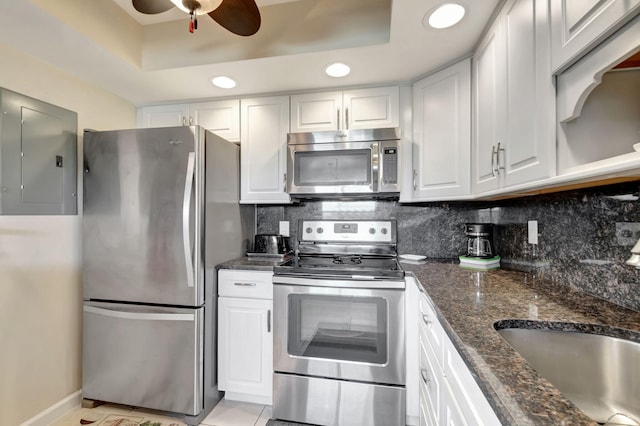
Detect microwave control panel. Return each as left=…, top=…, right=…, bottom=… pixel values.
left=382, top=146, right=398, bottom=184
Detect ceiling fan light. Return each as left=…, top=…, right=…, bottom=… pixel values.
left=325, top=62, right=351, bottom=78
left=425, top=3, right=466, bottom=29
left=171, top=0, right=223, bottom=15
left=211, top=76, right=237, bottom=89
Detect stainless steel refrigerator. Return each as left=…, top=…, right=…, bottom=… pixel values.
left=82, top=126, right=254, bottom=425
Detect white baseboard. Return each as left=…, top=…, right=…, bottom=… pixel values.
left=223, top=391, right=272, bottom=406
left=19, top=390, right=82, bottom=426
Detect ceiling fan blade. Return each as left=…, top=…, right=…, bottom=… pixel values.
left=132, top=0, right=174, bottom=14
left=208, top=0, right=261, bottom=36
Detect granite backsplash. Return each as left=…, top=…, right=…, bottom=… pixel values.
left=256, top=181, right=640, bottom=312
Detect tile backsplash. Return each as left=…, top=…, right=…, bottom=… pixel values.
left=257, top=181, right=640, bottom=312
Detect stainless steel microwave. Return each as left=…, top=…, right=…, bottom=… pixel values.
left=286, top=128, right=401, bottom=198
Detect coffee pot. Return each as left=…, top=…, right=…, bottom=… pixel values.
left=465, top=223, right=495, bottom=258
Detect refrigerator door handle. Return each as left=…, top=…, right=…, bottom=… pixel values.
left=83, top=305, right=195, bottom=322
left=183, top=151, right=196, bottom=288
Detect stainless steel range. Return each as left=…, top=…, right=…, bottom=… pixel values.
left=272, top=219, right=405, bottom=426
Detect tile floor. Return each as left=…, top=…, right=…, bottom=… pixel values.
left=52, top=398, right=272, bottom=426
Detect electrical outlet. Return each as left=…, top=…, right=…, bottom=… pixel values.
left=615, top=222, right=640, bottom=246
left=528, top=220, right=538, bottom=245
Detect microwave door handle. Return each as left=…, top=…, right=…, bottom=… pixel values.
left=371, top=142, right=379, bottom=192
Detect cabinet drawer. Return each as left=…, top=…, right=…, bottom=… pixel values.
left=419, top=336, right=441, bottom=426
left=218, top=270, right=273, bottom=299
left=419, top=294, right=445, bottom=368
left=444, top=340, right=501, bottom=425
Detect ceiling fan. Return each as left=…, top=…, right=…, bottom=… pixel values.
left=132, top=0, right=261, bottom=36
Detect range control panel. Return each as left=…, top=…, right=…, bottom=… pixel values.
left=299, top=220, right=395, bottom=243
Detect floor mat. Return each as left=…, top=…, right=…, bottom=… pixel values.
left=53, top=408, right=185, bottom=426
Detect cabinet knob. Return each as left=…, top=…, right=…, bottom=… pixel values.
left=420, top=368, right=430, bottom=384
left=497, top=142, right=505, bottom=175
left=422, top=314, right=432, bottom=326
left=491, top=145, right=498, bottom=177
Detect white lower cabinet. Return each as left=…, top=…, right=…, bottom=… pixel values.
left=218, top=270, right=273, bottom=405
left=406, top=277, right=501, bottom=426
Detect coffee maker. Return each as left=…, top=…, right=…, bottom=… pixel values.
left=465, top=223, right=495, bottom=258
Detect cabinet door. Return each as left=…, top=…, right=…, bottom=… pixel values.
left=240, top=96, right=290, bottom=203
left=550, top=0, right=640, bottom=72
left=289, top=91, right=342, bottom=132
left=191, top=99, right=240, bottom=142
left=343, top=86, right=400, bottom=130
left=136, top=104, right=190, bottom=128
left=218, top=297, right=273, bottom=404
left=411, top=59, right=470, bottom=201
left=472, top=17, right=504, bottom=194
left=502, top=0, right=555, bottom=187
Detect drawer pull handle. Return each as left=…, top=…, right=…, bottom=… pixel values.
left=422, top=314, right=432, bottom=325
left=420, top=368, right=430, bottom=384
left=234, top=282, right=257, bottom=287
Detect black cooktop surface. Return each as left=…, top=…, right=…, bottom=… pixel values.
left=274, top=254, right=405, bottom=279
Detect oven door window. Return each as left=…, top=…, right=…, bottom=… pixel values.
left=294, top=149, right=372, bottom=186
left=287, top=294, right=387, bottom=364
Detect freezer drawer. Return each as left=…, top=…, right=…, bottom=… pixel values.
left=82, top=302, right=204, bottom=415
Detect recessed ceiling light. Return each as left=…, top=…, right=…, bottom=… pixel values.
left=325, top=62, right=351, bottom=78
left=425, top=3, right=466, bottom=29
left=211, top=76, right=236, bottom=89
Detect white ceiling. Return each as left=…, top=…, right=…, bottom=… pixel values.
left=0, top=0, right=499, bottom=106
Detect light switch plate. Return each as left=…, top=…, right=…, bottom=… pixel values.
left=279, top=221, right=290, bottom=237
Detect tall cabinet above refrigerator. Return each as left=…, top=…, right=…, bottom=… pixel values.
left=82, top=126, right=254, bottom=425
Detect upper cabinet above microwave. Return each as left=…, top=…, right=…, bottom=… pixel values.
left=289, top=86, right=399, bottom=133
left=550, top=0, right=640, bottom=73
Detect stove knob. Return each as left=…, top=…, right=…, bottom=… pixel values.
left=305, top=227, right=312, bottom=234
left=369, top=228, right=376, bottom=234
left=381, top=228, right=388, bottom=235
left=317, top=227, right=324, bottom=234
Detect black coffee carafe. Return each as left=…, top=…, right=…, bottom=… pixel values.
left=465, top=223, right=495, bottom=258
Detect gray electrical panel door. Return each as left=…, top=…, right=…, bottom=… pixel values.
left=0, top=88, right=77, bottom=214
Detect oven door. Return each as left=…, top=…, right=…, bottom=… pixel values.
left=273, top=279, right=405, bottom=386
left=287, top=142, right=379, bottom=195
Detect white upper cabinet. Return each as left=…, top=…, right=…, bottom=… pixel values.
left=290, top=86, right=400, bottom=133
left=136, top=103, right=190, bottom=128
left=555, top=15, right=640, bottom=176
left=550, top=0, right=640, bottom=73
left=404, top=58, right=471, bottom=202
left=137, top=99, right=240, bottom=142
left=473, top=0, right=555, bottom=195
left=240, top=95, right=291, bottom=204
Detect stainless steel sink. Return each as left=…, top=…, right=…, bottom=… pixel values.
left=496, top=325, right=640, bottom=425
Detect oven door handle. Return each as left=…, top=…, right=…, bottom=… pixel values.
left=273, top=275, right=405, bottom=289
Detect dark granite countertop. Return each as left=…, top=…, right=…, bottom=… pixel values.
left=401, top=260, right=640, bottom=426
left=217, top=254, right=293, bottom=271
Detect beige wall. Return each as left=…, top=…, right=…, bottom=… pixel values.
left=0, top=43, right=135, bottom=425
